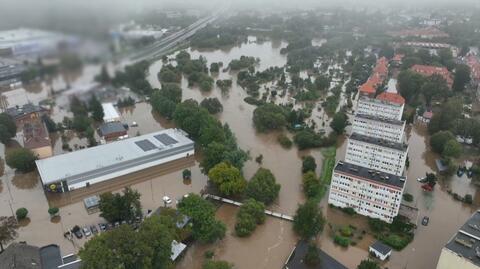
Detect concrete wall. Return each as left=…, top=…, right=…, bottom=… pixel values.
left=436, top=248, right=480, bottom=269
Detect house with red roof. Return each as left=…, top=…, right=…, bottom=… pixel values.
left=466, top=54, right=480, bottom=83
left=410, top=64, right=453, bottom=88
left=359, top=57, right=389, bottom=97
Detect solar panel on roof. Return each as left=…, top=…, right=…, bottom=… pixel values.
left=135, top=139, right=156, bottom=151
left=154, top=133, right=178, bottom=146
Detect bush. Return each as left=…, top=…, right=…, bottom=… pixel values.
left=381, top=233, right=413, bottom=250
left=252, top=103, right=287, bottom=132
left=16, top=208, right=28, bottom=220
left=464, top=194, right=473, bottom=204
left=200, top=98, right=223, bottom=114
left=48, top=207, right=59, bottom=216
left=334, top=235, right=350, bottom=247
left=293, top=129, right=322, bottom=150
left=6, top=148, right=37, bottom=172
left=342, top=207, right=356, bottom=216
left=302, top=156, right=317, bottom=173
left=403, top=193, right=414, bottom=202
left=302, top=171, right=321, bottom=199
left=277, top=134, right=292, bottom=149
left=339, top=226, right=353, bottom=237
left=245, top=168, right=280, bottom=205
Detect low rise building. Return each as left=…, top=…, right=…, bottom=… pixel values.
left=351, top=114, right=406, bottom=143
left=345, top=133, right=408, bottom=176
left=328, top=161, right=405, bottom=223
left=23, top=121, right=53, bottom=159
left=36, top=129, right=194, bottom=192
left=436, top=210, right=480, bottom=269
left=5, top=103, right=48, bottom=129
left=411, top=64, right=453, bottom=88
left=369, top=241, right=392, bottom=261
left=101, top=103, right=121, bottom=122
left=98, top=121, right=127, bottom=141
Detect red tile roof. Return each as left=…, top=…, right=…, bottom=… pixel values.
left=392, top=54, right=404, bottom=62
left=359, top=57, right=389, bottom=95
left=466, top=55, right=480, bottom=81
left=376, top=92, right=405, bottom=105
left=411, top=64, right=453, bottom=88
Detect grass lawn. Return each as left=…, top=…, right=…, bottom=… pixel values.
left=320, top=147, right=336, bottom=185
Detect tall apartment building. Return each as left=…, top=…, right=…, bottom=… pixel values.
left=345, top=133, right=408, bottom=176
left=328, top=161, right=405, bottom=223
left=351, top=114, right=406, bottom=143
left=436, top=210, right=480, bottom=269
left=357, top=92, right=405, bottom=121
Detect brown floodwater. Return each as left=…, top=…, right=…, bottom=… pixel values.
left=0, top=36, right=477, bottom=269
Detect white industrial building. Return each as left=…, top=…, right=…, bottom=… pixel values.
left=36, top=129, right=194, bottom=192
left=356, top=94, right=405, bottom=121
left=328, top=161, right=405, bottom=223
left=351, top=114, right=406, bottom=143
left=345, top=133, right=408, bottom=176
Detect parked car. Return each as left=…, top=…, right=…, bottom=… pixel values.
left=99, top=223, right=107, bottom=231
left=82, top=226, right=91, bottom=237
left=72, top=226, right=83, bottom=239
left=90, top=225, right=99, bottom=234
left=163, top=196, right=172, bottom=205
left=422, top=216, right=430, bottom=226
left=417, top=177, right=426, bottom=183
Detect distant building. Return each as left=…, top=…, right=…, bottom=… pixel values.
left=436, top=210, right=480, bottom=269
left=5, top=103, right=48, bottom=129
left=358, top=57, right=389, bottom=98
left=36, top=129, right=194, bottom=192
left=345, top=133, right=408, bottom=176
left=391, top=54, right=404, bottom=66
left=416, top=111, right=434, bottom=124
left=0, top=58, right=25, bottom=87
left=369, top=241, right=392, bottom=261
left=466, top=54, right=480, bottom=84
left=101, top=103, right=121, bottom=122
left=328, top=161, right=405, bottom=223
left=411, top=64, right=453, bottom=88
left=351, top=114, right=406, bottom=143
left=0, top=28, right=77, bottom=58
left=23, top=121, right=53, bottom=159
left=388, top=28, right=449, bottom=39
left=98, top=121, right=127, bottom=141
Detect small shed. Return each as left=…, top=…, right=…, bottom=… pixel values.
left=98, top=121, right=127, bottom=141
left=171, top=240, right=187, bottom=261
left=83, top=195, right=100, bottom=213
left=102, top=103, right=120, bottom=122
left=369, top=241, right=392, bottom=261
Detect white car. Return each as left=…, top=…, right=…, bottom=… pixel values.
left=417, top=177, right=426, bottom=183
left=82, top=226, right=91, bottom=237
left=163, top=196, right=172, bottom=205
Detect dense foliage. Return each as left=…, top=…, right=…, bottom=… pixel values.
left=6, top=148, right=37, bottom=172
left=208, top=162, right=246, bottom=196
left=245, top=168, right=281, bottom=205
left=235, top=198, right=265, bottom=237
left=99, top=187, right=142, bottom=223
left=293, top=200, right=325, bottom=239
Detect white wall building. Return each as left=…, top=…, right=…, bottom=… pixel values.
left=345, top=133, right=408, bottom=176
left=328, top=161, right=405, bottom=223
left=36, top=129, right=194, bottom=192
left=351, top=114, right=406, bottom=143
left=356, top=95, right=404, bottom=121
left=102, top=103, right=121, bottom=122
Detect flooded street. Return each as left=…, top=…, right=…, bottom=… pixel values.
left=0, top=35, right=478, bottom=269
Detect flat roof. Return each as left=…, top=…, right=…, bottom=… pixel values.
left=370, top=241, right=392, bottom=255
left=335, top=161, right=406, bottom=189
left=36, top=129, right=193, bottom=185
left=349, top=132, right=408, bottom=151
left=444, top=210, right=480, bottom=267
left=101, top=103, right=120, bottom=122
left=354, top=113, right=405, bottom=126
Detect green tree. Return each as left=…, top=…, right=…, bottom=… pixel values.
left=443, top=139, right=462, bottom=158
left=303, top=171, right=321, bottom=199
left=452, top=64, right=471, bottom=92
left=151, top=83, right=182, bottom=119
left=178, top=194, right=226, bottom=243
left=15, top=208, right=28, bottom=220
left=235, top=199, right=265, bottom=237
left=6, top=148, right=37, bottom=172
left=302, top=156, right=317, bottom=173
left=294, top=129, right=323, bottom=150
left=201, top=98, right=223, bottom=114
left=330, top=112, right=348, bottom=134
left=293, top=200, right=325, bottom=239
left=0, top=113, right=17, bottom=143
left=245, top=168, right=281, bottom=205
left=421, top=74, right=448, bottom=105
left=357, top=259, right=380, bottom=269
left=314, top=75, right=331, bottom=91
left=70, top=95, right=88, bottom=116
left=428, top=98, right=463, bottom=134
left=430, top=131, right=455, bottom=154
left=0, top=216, right=18, bottom=252
left=397, top=70, right=425, bottom=102
left=138, top=215, right=176, bottom=269
left=89, top=95, right=104, bottom=122
left=203, top=260, right=233, bottom=269
left=208, top=162, right=246, bottom=196
left=99, top=187, right=142, bottom=223
left=48, top=207, right=59, bottom=216
left=304, top=242, right=321, bottom=266
left=252, top=103, right=287, bottom=132
left=95, top=65, right=111, bottom=84
left=210, top=62, right=220, bottom=73
left=72, top=115, right=92, bottom=132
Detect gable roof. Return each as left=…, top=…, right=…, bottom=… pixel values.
left=376, top=92, right=405, bottom=105
left=411, top=64, right=453, bottom=87
left=370, top=241, right=392, bottom=255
